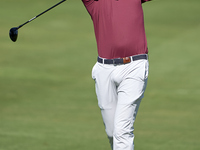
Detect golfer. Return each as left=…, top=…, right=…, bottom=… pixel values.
left=82, top=0, right=151, bottom=150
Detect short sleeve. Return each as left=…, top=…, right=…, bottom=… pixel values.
left=82, top=0, right=94, bottom=6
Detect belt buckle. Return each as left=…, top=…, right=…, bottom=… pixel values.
left=123, top=57, right=131, bottom=64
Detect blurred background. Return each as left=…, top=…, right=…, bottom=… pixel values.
left=0, top=0, right=199, bottom=150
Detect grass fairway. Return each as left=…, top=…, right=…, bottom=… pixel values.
left=0, top=0, right=200, bottom=150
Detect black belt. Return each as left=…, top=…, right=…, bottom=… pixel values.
left=97, top=54, right=148, bottom=65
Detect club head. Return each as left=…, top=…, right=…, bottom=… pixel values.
left=9, top=27, right=19, bottom=42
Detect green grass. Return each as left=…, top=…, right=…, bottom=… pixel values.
left=0, top=0, right=200, bottom=150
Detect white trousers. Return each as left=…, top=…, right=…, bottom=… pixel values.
left=92, top=59, right=149, bottom=150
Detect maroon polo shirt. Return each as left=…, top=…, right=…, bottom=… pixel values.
left=82, top=0, right=151, bottom=59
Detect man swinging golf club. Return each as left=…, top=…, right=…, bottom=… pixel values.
left=82, top=0, right=151, bottom=150
left=9, top=0, right=152, bottom=149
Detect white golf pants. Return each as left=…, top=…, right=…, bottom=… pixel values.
left=92, top=59, right=149, bottom=150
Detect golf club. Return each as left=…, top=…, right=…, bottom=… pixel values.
left=9, top=0, right=66, bottom=42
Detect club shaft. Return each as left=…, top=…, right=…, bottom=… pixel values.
left=18, top=0, right=66, bottom=29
